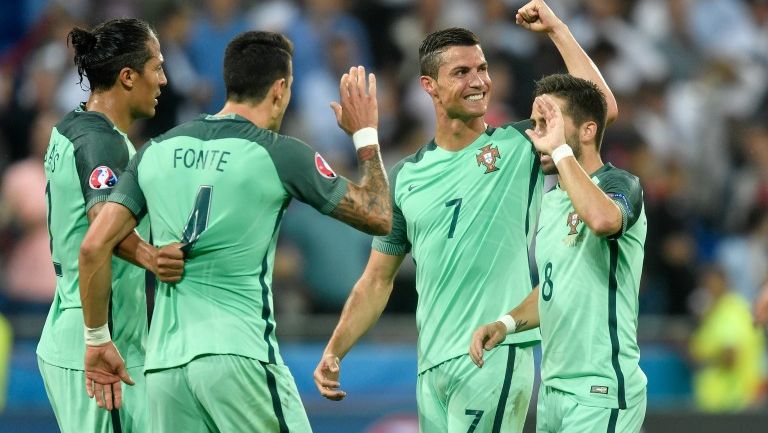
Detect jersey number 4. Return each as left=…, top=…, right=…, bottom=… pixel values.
left=181, top=185, right=213, bottom=255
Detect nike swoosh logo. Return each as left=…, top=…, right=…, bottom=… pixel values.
left=535, top=227, right=544, bottom=236
left=408, top=184, right=419, bottom=192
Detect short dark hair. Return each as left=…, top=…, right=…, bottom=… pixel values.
left=223, top=31, right=294, bottom=104
left=534, top=74, right=608, bottom=149
left=419, top=27, right=480, bottom=78
left=68, top=18, right=157, bottom=92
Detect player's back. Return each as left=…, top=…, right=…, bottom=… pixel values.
left=121, top=113, right=343, bottom=371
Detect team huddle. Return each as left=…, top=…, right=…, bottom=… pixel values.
left=37, top=1, right=647, bottom=432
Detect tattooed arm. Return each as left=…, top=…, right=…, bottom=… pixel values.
left=328, top=66, right=392, bottom=235
left=331, top=145, right=391, bottom=235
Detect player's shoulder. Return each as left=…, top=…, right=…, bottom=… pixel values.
left=56, top=108, right=120, bottom=146
left=153, top=114, right=291, bottom=150
left=596, top=163, right=640, bottom=186
left=487, top=119, right=533, bottom=142
left=393, top=140, right=438, bottom=175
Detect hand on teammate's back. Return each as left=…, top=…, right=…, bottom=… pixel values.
left=515, top=0, right=563, bottom=33
left=153, top=242, right=185, bottom=283
left=330, top=66, right=378, bottom=136
left=84, top=343, right=134, bottom=411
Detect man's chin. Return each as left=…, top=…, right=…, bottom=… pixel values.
left=540, top=156, right=558, bottom=175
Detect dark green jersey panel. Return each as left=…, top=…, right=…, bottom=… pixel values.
left=374, top=124, right=543, bottom=373
left=593, top=164, right=644, bottom=237
left=110, top=114, right=348, bottom=370
left=37, top=107, right=148, bottom=370
left=60, top=112, right=132, bottom=210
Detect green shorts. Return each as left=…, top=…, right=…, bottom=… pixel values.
left=536, top=385, right=646, bottom=433
left=417, top=344, right=534, bottom=433
left=146, top=354, right=312, bottom=433
left=37, top=357, right=147, bottom=433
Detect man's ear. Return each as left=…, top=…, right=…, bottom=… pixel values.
left=581, top=120, right=597, bottom=142
left=118, top=67, right=135, bottom=90
left=420, top=75, right=438, bottom=98
left=272, top=78, right=286, bottom=104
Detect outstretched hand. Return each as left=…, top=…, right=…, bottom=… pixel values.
left=516, top=0, right=563, bottom=34
left=84, top=343, right=134, bottom=410
left=469, top=321, right=507, bottom=368
left=525, top=94, right=567, bottom=155
left=331, top=66, right=378, bottom=135
left=313, top=353, right=347, bottom=401
left=154, top=242, right=185, bottom=283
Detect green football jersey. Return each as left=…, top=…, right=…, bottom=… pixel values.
left=373, top=121, right=543, bottom=373
left=535, top=163, right=647, bottom=409
left=37, top=106, right=149, bottom=370
left=109, top=114, right=349, bottom=371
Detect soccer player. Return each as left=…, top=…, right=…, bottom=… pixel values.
left=78, top=31, right=391, bottom=433
left=469, top=74, right=647, bottom=433
left=313, top=1, right=617, bottom=432
left=37, top=18, right=184, bottom=433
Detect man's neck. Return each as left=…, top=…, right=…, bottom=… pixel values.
left=86, top=92, right=133, bottom=133
left=215, top=100, right=273, bottom=131
left=434, top=115, right=487, bottom=152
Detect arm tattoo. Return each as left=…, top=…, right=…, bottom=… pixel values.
left=331, top=146, right=392, bottom=235
left=514, top=320, right=528, bottom=333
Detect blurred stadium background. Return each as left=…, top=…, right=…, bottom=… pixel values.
left=0, top=0, right=767, bottom=432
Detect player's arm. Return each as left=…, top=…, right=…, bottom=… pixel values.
left=86, top=203, right=183, bottom=282
left=79, top=202, right=138, bottom=411
left=314, top=250, right=404, bottom=401
left=469, top=286, right=540, bottom=367
left=527, top=95, right=622, bottom=236
left=74, top=128, right=183, bottom=282
left=516, top=0, right=618, bottom=124
left=328, top=66, right=391, bottom=236
left=80, top=203, right=138, bottom=330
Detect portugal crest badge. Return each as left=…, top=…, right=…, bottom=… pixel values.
left=476, top=144, right=501, bottom=174
left=564, top=211, right=584, bottom=247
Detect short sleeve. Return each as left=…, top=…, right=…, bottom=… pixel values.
left=73, top=127, right=130, bottom=211
left=108, top=145, right=148, bottom=220
left=598, top=170, right=644, bottom=238
left=372, top=162, right=410, bottom=256
left=264, top=136, right=349, bottom=214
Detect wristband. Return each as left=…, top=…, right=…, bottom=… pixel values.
left=85, top=323, right=111, bottom=346
left=352, top=127, right=379, bottom=150
left=551, top=143, right=574, bottom=165
left=497, top=314, right=517, bottom=335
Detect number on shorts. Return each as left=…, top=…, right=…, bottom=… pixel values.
left=465, top=409, right=484, bottom=433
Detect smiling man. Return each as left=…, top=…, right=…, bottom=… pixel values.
left=314, top=1, right=618, bottom=433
